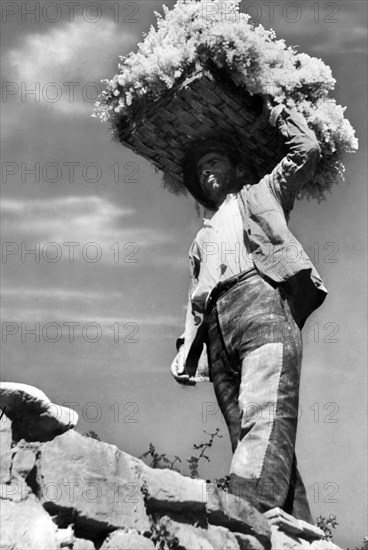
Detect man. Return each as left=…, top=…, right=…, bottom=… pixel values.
left=171, top=96, right=327, bottom=522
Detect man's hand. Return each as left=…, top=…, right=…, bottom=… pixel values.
left=251, top=94, right=277, bottom=133
left=262, top=93, right=275, bottom=116
left=170, top=346, right=196, bottom=386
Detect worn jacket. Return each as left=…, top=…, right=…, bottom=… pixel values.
left=175, top=104, right=328, bottom=382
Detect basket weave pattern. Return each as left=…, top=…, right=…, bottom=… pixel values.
left=117, top=69, right=288, bottom=187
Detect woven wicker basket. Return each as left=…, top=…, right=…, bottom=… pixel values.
left=116, top=67, right=288, bottom=189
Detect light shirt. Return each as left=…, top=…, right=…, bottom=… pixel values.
left=189, top=194, right=254, bottom=316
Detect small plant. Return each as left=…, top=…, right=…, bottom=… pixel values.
left=140, top=429, right=230, bottom=494
left=84, top=430, right=101, bottom=441
left=188, top=428, right=223, bottom=478
left=215, top=475, right=231, bottom=492
left=140, top=429, right=224, bottom=480
left=148, top=519, right=179, bottom=550
left=140, top=443, right=182, bottom=472
left=316, top=514, right=339, bottom=541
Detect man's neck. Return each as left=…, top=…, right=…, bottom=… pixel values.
left=203, top=193, right=237, bottom=219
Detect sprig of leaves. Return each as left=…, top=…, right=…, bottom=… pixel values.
left=316, top=514, right=339, bottom=541
left=188, top=428, right=223, bottom=478
left=140, top=442, right=182, bottom=472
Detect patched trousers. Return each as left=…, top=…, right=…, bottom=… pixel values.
left=206, top=268, right=313, bottom=523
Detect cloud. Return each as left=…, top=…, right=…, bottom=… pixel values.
left=4, top=19, right=135, bottom=115
left=1, top=287, right=123, bottom=301
left=1, top=289, right=181, bottom=328
left=247, top=1, right=367, bottom=58
left=1, top=196, right=173, bottom=259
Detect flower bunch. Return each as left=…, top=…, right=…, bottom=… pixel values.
left=95, top=0, right=358, bottom=201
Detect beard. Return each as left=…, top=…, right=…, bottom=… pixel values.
left=201, top=170, right=231, bottom=195
left=201, top=170, right=239, bottom=203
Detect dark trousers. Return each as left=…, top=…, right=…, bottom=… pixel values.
left=206, top=270, right=313, bottom=523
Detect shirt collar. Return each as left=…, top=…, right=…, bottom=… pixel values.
left=203, top=193, right=237, bottom=223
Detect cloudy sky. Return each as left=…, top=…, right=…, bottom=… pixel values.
left=1, top=1, right=367, bottom=546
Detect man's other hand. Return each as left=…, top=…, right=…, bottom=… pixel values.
left=262, top=93, right=275, bottom=116
left=251, top=93, right=277, bottom=133
left=170, top=347, right=196, bottom=386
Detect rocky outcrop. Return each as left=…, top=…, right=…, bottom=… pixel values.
left=0, top=382, right=342, bottom=550
left=0, top=382, right=78, bottom=442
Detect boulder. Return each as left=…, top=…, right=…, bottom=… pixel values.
left=38, top=430, right=150, bottom=536
left=0, top=382, right=78, bottom=442
left=264, top=508, right=324, bottom=539
left=0, top=477, right=32, bottom=502
left=265, top=508, right=340, bottom=549
left=157, top=515, right=242, bottom=549
left=101, top=530, right=155, bottom=549
left=0, top=412, right=12, bottom=483
left=140, top=463, right=208, bottom=524
left=0, top=498, right=58, bottom=549
left=206, top=486, right=271, bottom=547
left=12, top=446, right=37, bottom=479
left=55, top=525, right=74, bottom=547
left=0, top=422, right=40, bottom=502
left=234, top=533, right=266, bottom=550
left=72, top=538, right=96, bottom=549
left=309, top=540, right=343, bottom=549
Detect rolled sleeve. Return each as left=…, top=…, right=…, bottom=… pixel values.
left=175, top=241, right=202, bottom=352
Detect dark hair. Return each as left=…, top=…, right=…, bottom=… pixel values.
left=182, top=133, right=258, bottom=209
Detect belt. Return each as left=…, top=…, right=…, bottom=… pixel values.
left=205, top=267, right=258, bottom=315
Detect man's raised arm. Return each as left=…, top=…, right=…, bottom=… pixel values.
left=261, top=97, right=321, bottom=214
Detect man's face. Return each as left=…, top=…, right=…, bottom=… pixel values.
left=197, top=151, right=239, bottom=208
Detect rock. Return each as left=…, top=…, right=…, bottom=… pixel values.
left=72, top=538, right=96, bottom=549
left=157, top=515, right=241, bottom=549
left=0, top=426, right=37, bottom=502
left=309, top=540, right=342, bottom=549
left=0, top=412, right=12, bottom=483
left=56, top=525, right=74, bottom=547
left=38, top=430, right=150, bottom=537
left=269, top=525, right=304, bottom=549
left=234, top=533, right=266, bottom=550
left=101, top=531, right=155, bottom=549
left=0, top=382, right=78, bottom=442
left=266, top=508, right=342, bottom=549
left=264, top=507, right=324, bottom=539
left=206, top=487, right=271, bottom=547
left=0, top=383, right=344, bottom=550
left=205, top=525, right=243, bottom=549
left=269, top=525, right=339, bottom=549
left=12, top=447, right=37, bottom=479
left=1, top=429, right=39, bottom=502
left=0, top=498, right=58, bottom=549
left=0, top=477, right=32, bottom=502
left=140, top=463, right=207, bottom=524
